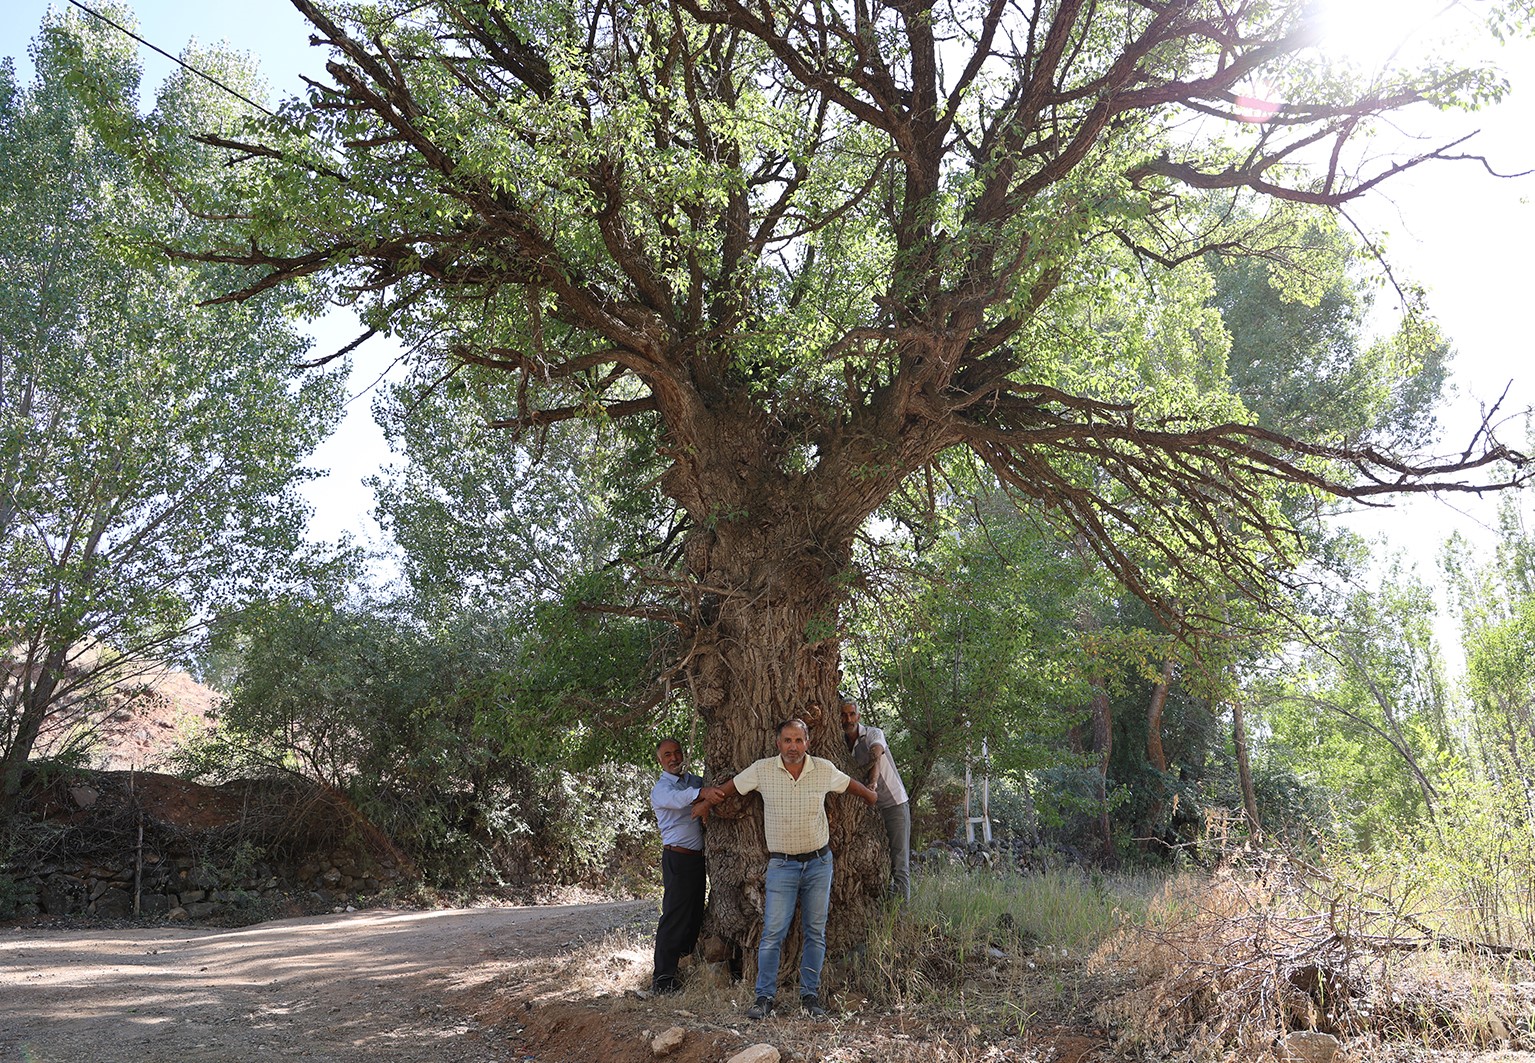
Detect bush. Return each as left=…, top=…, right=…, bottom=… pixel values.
left=0, top=870, right=17, bottom=920
left=184, top=590, right=665, bottom=890
left=1097, top=849, right=1535, bottom=1060
left=1410, top=774, right=1535, bottom=947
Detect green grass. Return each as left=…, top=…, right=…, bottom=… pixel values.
left=859, top=862, right=1168, bottom=1018
left=910, top=863, right=1163, bottom=951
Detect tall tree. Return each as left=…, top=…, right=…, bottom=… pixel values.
left=368, top=362, right=675, bottom=623
left=0, top=10, right=342, bottom=813
left=845, top=484, right=1095, bottom=806
left=1449, top=500, right=1535, bottom=804
left=1253, top=563, right=1453, bottom=847
left=113, top=0, right=1527, bottom=953
left=1216, top=223, right=1452, bottom=455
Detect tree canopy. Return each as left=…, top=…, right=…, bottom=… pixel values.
left=0, top=8, right=342, bottom=809
left=150, top=0, right=1526, bottom=627
left=63, top=0, right=1534, bottom=947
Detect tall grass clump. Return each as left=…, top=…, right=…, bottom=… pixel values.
left=862, top=862, right=1166, bottom=1019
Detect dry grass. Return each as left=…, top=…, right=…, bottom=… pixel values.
left=857, top=863, right=1161, bottom=1037
left=507, top=916, right=1030, bottom=1061
left=483, top=858, right=1535, bottom=1062
left=1095, top=861, right=1535, bottom=1061
left=487, top=868, right=1151, bottom=1061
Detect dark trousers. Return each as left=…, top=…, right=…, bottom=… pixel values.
left=652, top=849, right=706, bottom=989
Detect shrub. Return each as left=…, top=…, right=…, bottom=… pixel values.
left=183, top=590, right=665, bottom=890
left=1097, top=849, right=1535, bottom=1060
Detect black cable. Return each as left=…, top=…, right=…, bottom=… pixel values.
left=63, top=0, right=278, bottom=118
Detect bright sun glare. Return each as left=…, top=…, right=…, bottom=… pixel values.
left=1310, top=0, right=1475, bottom=70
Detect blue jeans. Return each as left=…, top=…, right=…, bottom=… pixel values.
left=754, top=849, right=833, bottom=1000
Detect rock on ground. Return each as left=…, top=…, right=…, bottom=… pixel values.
left=1282, top=1031, right=1340, bottom=1063
left=651, top=1025, right=686, bottom=1056
left=725, top=1045, right=780, bottom=1063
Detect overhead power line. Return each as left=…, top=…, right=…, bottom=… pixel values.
left=64, top=0, right=278, bottom=118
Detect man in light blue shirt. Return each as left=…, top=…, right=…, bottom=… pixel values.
left=649, top=737, right=708, bottom=993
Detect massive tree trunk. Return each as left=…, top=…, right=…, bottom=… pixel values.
left=670, top=416, right=893, bottom=983
left=689, top=588, right=886, bottom=982
left=687, top=592, right=884, bottom=975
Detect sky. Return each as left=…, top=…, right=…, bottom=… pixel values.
left=3, top=0, right=1533, bottom=630
left=1, top=0, right=403, bottom=548
left=1327, top=8, right=1535, bottom=556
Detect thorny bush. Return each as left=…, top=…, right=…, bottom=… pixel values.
left=1095, top=853, right=1535, bottom=1060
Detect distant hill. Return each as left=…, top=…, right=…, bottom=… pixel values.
left=30, top=665, right=221, bottom=772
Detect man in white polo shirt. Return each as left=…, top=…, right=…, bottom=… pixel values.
left=841, top=694, right=911, bottom=900
left=698, top=718, right=877, bottom=1020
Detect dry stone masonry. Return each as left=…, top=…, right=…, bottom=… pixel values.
left=5, top=849, right=403, bottom=920
left=3, top=768, right=409, bottom=922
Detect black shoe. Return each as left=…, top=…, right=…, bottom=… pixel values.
left=652, top=978, right=682, bottom=995
left=746, top=995, right=774, bottom=1019
left=801, top=993, right=829, bottom=1018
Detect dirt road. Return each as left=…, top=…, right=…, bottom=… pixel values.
left=0, top=900, right=655, bottom=1063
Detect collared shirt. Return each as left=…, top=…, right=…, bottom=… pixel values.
left=732, top=755, right=852, bottom=854
left=650, top=770, right=705, bottom=850
left=848, top=723, right=909, bottom=809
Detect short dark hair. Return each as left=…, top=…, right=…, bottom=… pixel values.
left=656, top=736, right=682, bottom=753
left=777, top=718, right=809, bottom=738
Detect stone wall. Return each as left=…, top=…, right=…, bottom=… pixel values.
left=3, top=768, right=412, bottom=922
left=4, top=848, right=406, bottom=921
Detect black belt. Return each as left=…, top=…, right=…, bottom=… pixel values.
left=768, top=844, right=831, bottom=862
left=663, top=844, right=702, bottom=855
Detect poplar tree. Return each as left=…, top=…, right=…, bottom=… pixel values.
left=0, top=11, right=342, bottom=813
left=137, top=0, right=1527, bottom=951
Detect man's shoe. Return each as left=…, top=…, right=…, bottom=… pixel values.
left=746, top=996, right=774, bottom=1020
left=801, top=993, right=829, bottom=1018
left=651, top=978, right=681, bottom=995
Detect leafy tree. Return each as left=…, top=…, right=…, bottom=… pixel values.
left=1200, top=233, right=1457, bottom=843
left=369, top=360, right=675, bottom=615
left=846, top=481, right=1150, bottom=854
left=121, top=0, right=1528, bottom=949
left=1216, top=224, right=1451, bottom=453
left=847, top=489, right=1088, bottom=792
left=192, top=586, right=659, bottom=884
left=846, top=230, right=1455, bottom=860
left=1250, top=561, right=1456, bottom=848
left=0, top=10, right=342, bottom=813
left=1446, top=497, right=1535, bottom=803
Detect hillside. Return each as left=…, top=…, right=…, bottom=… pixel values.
left=29, top=664, right=220, bottom=772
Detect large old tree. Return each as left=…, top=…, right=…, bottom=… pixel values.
left=94, top=0, right=1528, bottom=958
